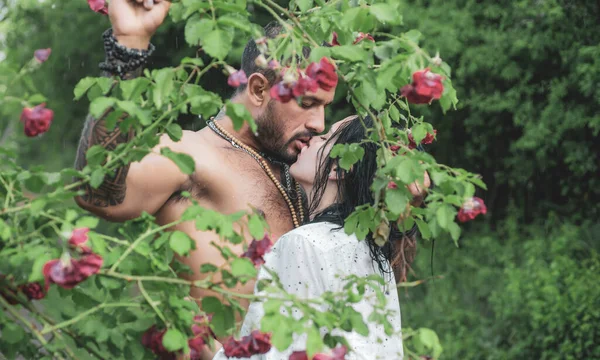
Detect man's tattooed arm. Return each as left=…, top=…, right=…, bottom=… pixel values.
left=74, top=68, right=142, bottom=208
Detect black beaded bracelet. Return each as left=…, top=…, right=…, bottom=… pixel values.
left=99, top=28, right=155, bottom=79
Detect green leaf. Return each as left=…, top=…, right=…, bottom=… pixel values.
left=162, top=328, right=186, bottom=352
left=231, top=258, right=257, bottom=278
left=85, top=145, right=106, bottom=167
left=306, top=326, right=324, bottom=357
left=96, top=77, right=115, bottom=94
left=200, top=263, right=218, bottom=273
left=411, top=123, right=428, bottom=144
left=89, top=97, right=115, bottom=118
left=3, top=323, right=25, bottom=344
left=202, top=296, right=223, bottom=314
left=184, top=16, right=214, bottom=46
left=248, top=214, right=265, bottom=240
left=331, top=45, right=369, bottom=62
left=448, top=222, right=461, bottom=244
left=90, top=168, right=106, bottom=189
left=349, top=309, right=369, bottom=336
left=414, top=218, right=431, bottom=240
left=203, top=29, right=233, bottom=60
left=296, top=0, right=313, bottom=13
left=120, top=78, right=151, bottom=100
left=166, top=123, right=183, bottom=141
left=436, top=204, right=455, bottom=230
left=181, top=57, right=204, bottom=67
left=226, top=102, right=257, bottom=132
left=160, top=147, right=195, bottom=175
left=169, top=231, right=193, bottom=256
left=153, top=68, right=175, bottom=109
left=29, top=254, right=54, bottom=282
left=369, top=3, right=402, bottom=25
left=74, top=77, right=96, bottom=100
left=217, top=14, right=252, bottom=33
left=385, top=188, right=409, bottom=215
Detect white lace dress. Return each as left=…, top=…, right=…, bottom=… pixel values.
left=213, top=222, right=404, bottom=360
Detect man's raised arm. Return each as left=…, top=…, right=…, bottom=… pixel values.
left=74, top=0, right=186, bottom=221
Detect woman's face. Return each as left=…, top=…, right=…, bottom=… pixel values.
left=290, top=116, right=354, bottom=186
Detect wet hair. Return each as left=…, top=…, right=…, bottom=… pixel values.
left=235, top=21, right=313, bottom=96
left=309, top=116, right=417, bottom=282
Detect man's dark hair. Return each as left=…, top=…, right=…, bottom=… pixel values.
left=235, top=21, right=313, bottom=96
left=235, top=21, right=282, bottom=95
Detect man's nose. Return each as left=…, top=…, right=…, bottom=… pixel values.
left=305, top=108, right=325, bottom=133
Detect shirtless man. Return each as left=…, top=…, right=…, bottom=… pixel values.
left=74, top=0, right=333, bottom=303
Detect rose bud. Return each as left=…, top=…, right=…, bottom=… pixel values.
left=269, top=81, right=294, bottom=103
left=268, top=59, right=280, bottom=70
left=20, top=103, right=54, bottom=137
left=353, top=32, right=375, bottom=44
left=431, top=52, right=443, bottom=67
left=68, top=228, right=92, bottom=254
left=242, top=235, right=273, bottom=266
left=43, top=253, right=103, bottom=290
left=19, top=282, right=46, bottom=300
left=141, top=326, right=174, bottom=359
left=292, top=76, right=319, bottom=98
left=34, top=48, right=51, bottom=63
left=306, top=57, right=338, bottom=91
left=227, top=68, right=248, bottom=88
left=87, top=0, right=108, bottom=15
left=329, top=32, right=341, bottom=46
left=400, top=68, right=444, bottom=104
left=408, top=129, right=437, bottom=149
left=255, top=54, right=268, bottom=68
left=387, top=181, right=398, bottom=189
left=457, top=197, right=487, bottom=222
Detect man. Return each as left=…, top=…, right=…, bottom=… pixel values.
left=74, top=0, right=334, bottom=305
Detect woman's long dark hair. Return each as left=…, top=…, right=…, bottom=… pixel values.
left=308, top=115, right=417, bottom=282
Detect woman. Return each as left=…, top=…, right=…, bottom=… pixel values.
left=214, top=115, right=424, bottom=359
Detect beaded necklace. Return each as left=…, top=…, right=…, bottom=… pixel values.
left=207, top=120, right=304, bottom=228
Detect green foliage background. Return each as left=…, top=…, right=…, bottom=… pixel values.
left=1, top=0, right=598, bottom=359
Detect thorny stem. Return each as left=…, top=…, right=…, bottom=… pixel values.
left=0, top=295, right=65, bottom=360
left=138, top=280, right=168, bottom=326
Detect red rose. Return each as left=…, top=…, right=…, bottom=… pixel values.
left=68, top=228, right=92, bottom=254
left=353, top=32, right=375, bottom=44
left=289, top=351, right=309, bottom=360
left=242, top=235, right=273, bottom=266
left=387, top=181, right=398, bottom=189
left=19, top=282, right=46, bottom=300
left=223, top=336, right=252, bottom=358
left=188, top=336, right=206, bottom=360
left=306, top=58, right=338, bottom=92
left=191, top=314, right=215, bottom=341
left=401, top=68, right=444, bottom=104
left=270, top=81, right=295, bottom=103
left=227, top=70, right=248, bottom=88
left=292, top=76, right=319, bottom=97
left=408, top=129, right=437, bottom=149
left=34, top=48, right=51, bottom=63
left=330, top=346, right=347, bottom=360
left=42, top=253, right=103, bottom=290
left=457, top=197, right=487, bottom=223
left=268, top=59, right=281, bottom=70
left=223, top=331, right=272, bottom=357
left=20, top=103, right=54, bottom=137
left=142, top=326, right=175, bottom=359
left=88, top=0, right=108, bottom=15
left=330, top=32, right=341, bottom=46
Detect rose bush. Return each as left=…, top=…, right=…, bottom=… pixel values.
left=0, top=0, right=488, bottom=359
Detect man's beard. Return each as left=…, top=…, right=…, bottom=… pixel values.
left=255, top=100, right=312, bottom=164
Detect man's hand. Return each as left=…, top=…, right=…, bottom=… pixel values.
left=108, top=0, right=171, bottom=49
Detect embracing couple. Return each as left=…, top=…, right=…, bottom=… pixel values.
left=75, top=1, right=428, bottom=359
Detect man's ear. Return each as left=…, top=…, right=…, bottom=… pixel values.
left=246, top=73, right=269, bottom=107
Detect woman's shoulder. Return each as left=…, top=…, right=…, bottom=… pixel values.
left=275, top=221, right=363, bottom=254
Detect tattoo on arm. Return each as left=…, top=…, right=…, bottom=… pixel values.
left=74, top=67, right=142, bottom=207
